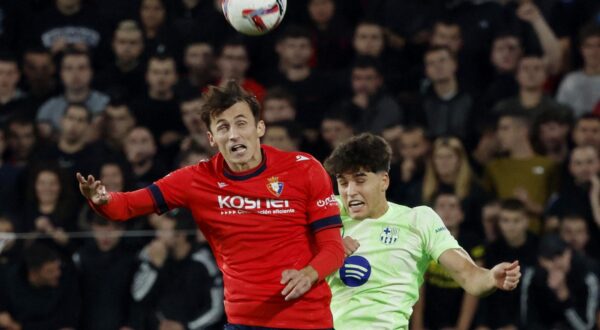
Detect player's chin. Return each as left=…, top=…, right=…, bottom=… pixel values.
left=348, top=210, right=368, bottom=220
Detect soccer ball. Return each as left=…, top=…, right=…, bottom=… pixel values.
left=222, top=0, right=287, bottom=36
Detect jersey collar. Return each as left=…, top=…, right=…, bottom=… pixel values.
left=222, top=149, right=267, bottom=181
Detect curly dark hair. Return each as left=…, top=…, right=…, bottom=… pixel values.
left=324, top=133, right=392, bottom=175
left=200, top=80, right=261, bottom=132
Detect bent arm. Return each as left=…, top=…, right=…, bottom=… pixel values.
left=308, top=226, right=345, bottom=281
left=438, top=248, right=496, bottom=297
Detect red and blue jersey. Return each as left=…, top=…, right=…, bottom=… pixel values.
left=140, top=145, right=341, bottom=328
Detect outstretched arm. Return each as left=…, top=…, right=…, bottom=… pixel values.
left=517, top=1, right=562, bottom=74
left=438, top=248, right=521, bottom=297
left=77, top=173, right=157, bottom=221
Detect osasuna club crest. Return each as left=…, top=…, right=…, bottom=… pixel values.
left=380, top=226, right=398, bottom=245
left=266, top=176, right=284, bottom=197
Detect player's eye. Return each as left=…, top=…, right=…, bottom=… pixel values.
left=236, top=121, right=247, bottom=127
left=217, top=125, right=228, bottom=132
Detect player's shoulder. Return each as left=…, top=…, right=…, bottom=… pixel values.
left=264, top=145, right=322, bottom=169
left=397, top=205, right=442, bottom=228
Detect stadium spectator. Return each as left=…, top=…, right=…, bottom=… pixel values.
left=493, top=55, right=573, bottom=124
left=0, top=243, right=80, bottom=330
left=414, top=192, right=483, bottom=330
left=0, top=127, right=20, bottom=215
left=139, top=0, right=177, bottom=58
left=557, top=24, right=600, bottom=117
left=481, top=199, right=501, bottom=244
left=24, top=165, right=79, bottom=254
left=388, top=126, right=430, bottom=206
left=476, top=199, right=538, bottom=329
left=306, top=0, right=352, bottom=72
left=335, top=56, right=403, bottom=134
left=36, top=49, right=109, bottom=138
left=532, top=110, right=573, bottom=163
left=26, top=0, right=104, bottom=54
left=0, top=215, right=21, bottom=285
left=559, top=214, right=600, bottom=260
left=216, top=38, right=266, bottom=102
left=422, top=137, right=488, bottom=234
left=20, top=47, right=57, bottom=105
left=483, top=112, right=558, bottom=232
left=179, top=92, right=212, bottom=154
left=130, top=213, right=224, bottom=329
left=521, top=234, right=599, bottom=329
left=546, top=146, right=600, bottom=238
left=34, top=103, right=102, bottom=175
left=572, top=114, right=600, bottom=150
left=263, top=26, right=338, bottom=132
left=176, top=145, right=211, bottom=168
left=101, top=100, right=136, bottom=156
left=129, top=54, right=183, bottom=148
left=262, top=87, right=297, bottom=124
left=5, top=117, right=37, bottom=167
left=419, top=46, right=474, bottom=143
left=0, top=53, right=31, bottom=127
left=73, top=215, right=136, bottom=330
left=262, top=120, right=302, bottom=152
left=95, top=20, right=146, bottom=100
left=122, top=126, right=166, bottom=188
left=318, top=111, right=354, bottom=160
left=177, top=41, right=217, bottom=94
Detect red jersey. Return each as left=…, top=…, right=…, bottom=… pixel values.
left=132, top=146, right=341, bottom=328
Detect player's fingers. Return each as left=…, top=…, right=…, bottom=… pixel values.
left=506, top=266, right=521, bottom=276
left=285, top=278, right=311, bottom=301
left=506, top=260, right=519, bottom=270
left=281, top=275, right=302, bottom=296
left=76, top=172, right=85, bottom=184
left=280, top=270, right=295, bottom=284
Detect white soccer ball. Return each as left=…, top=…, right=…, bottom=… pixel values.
left=222, top=0, right=287, bottom=36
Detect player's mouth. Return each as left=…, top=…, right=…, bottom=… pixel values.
left=230, top=144, right=247, bottom=155
left=347, top=200, right=365, bottom=212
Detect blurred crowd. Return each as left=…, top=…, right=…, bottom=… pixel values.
left=1, top=0, right=600, bottom=329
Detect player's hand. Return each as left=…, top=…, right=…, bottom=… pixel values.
left=491, top=260, right=521, bottom=291
left=76, top=173, right=109, bottom=205
left=343, top=236, right=360, bottom=257
left=280, top=266, right=318, bottom=301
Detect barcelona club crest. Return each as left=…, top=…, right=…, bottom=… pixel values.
left=266, top=176, right=284, bottom=197
left=380, top=226, right=399, bottom=245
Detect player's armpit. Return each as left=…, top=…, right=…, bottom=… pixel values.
left=309, top=227, right=345, bottom=281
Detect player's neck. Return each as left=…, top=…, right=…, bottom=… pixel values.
left=225, top=149, right=264, bottom=173
left=369, top=199, right=389, bottom=220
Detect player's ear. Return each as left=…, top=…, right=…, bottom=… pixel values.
left=257, top=120, right=266, bottom=138
left=207, top=131, right=216, bottom=147
left=379, top=172, right=390, bottom=192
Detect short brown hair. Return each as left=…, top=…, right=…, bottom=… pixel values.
left=200, top=80, right=261, bottom=131
left=324, top=133, right=392, bottom=175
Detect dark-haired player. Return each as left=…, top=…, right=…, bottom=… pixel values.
left=77, top=81, right=344, bottom=329
left=324, top=133, right=521, bottom=328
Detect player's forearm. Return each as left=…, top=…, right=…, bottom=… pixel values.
left=309, top=227, right=345, bottom=281
left=532, top=18, right=561, bottom=74
left=460, top=266, right=496, bottom=297
left=89, top=189, right=156, bottom=221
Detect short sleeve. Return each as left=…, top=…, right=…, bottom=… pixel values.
left=304, top=159, right=342, bottom=232
left=416, top=206, right=461, bottom=262
left=151, top=165, right=195, bottom=213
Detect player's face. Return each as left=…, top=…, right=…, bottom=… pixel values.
left=354, top=24, right=384, bottom=57
left=146, top=59, right=177, bottom=94
left=337, top=170, right=389, bottom=220
left=207, top=101, right=265, bottom=171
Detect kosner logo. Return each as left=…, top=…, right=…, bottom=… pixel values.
left=218, top=195, right=290, bottom=209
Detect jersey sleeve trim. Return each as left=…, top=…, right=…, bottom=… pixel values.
left=147, top=183, right=169, bottom=214
left=310, top=215, right=342, bottom=232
